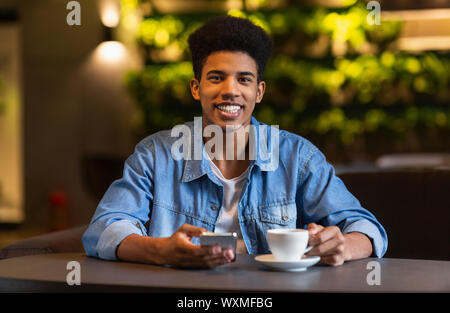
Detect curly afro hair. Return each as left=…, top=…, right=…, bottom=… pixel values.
left=188, top=15, right=273, bottom=82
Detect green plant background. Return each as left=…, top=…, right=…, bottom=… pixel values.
left=122, top=0, right=450, bottom=162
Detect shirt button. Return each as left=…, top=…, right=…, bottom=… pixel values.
left=211, top=205, right=218, bottom=210
left=282, top=215, right=289, bottom=221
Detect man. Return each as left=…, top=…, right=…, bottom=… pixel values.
left=82, top=16, right=387, bottom=268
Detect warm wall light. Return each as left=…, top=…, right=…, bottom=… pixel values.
left=100, top=0, right=120, bottom=28
left=96, top=41, right=126, bottom=63
left=96, top=0, right=124, bottom=63
left=102, top=6, right=120, bottom=28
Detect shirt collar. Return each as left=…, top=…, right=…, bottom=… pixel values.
left=181, top=116, right=278, bottom=183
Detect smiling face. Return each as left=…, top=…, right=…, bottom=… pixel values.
left=190, top=51, right=266, bottom=131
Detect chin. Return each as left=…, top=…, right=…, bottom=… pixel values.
left=223, top=123, right=245, bottom=133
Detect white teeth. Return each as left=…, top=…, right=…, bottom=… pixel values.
left=217, top=105, right=241, bottom=113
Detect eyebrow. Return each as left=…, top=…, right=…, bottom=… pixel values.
left=206, top=70, right=255, bottom=77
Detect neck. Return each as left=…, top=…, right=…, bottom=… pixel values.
left=203, top=121, right=251, bottom=179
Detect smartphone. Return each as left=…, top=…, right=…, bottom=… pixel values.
left=200, top=232, right=237, bottom=261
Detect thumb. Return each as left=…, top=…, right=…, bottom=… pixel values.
left=307, top=223, right=323, bottom=236
left=178, top=224, right=207, bottom=238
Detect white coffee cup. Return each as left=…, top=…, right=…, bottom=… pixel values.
left=267, top=228, right=312, bottom=261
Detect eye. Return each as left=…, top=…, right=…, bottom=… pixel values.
left=208, top=75, right=222, bottom=82
left=239, top=77, right=252, bottom=83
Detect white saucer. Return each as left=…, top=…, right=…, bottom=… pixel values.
left=254, top=254, right=321, bottom=272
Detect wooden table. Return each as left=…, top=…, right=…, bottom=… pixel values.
left=0, top=253, right=449, bottom=292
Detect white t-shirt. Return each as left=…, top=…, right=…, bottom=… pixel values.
left=206, top=154, right=249, bottom=253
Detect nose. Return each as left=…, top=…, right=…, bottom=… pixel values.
left=220, top=77, right=239, bottom=100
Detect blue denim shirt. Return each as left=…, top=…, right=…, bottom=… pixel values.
left=82, top=116, right=388, bottom=260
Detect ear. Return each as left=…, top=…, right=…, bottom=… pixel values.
left=190, top=78, right=200, bottom=100
left=256, top=80, right=266, bottom=103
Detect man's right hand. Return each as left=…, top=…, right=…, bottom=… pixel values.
left=117, top=224, right=235, bottom=269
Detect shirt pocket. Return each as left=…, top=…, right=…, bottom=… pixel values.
left=258, top=200, right=297, bottom=229
left=151, top=200, right=216, bottom=230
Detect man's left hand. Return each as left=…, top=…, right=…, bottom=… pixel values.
left=305, top=223, right=371, bottom=266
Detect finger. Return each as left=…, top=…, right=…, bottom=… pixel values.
left=319, top=254, right=345, bottom=267
left=307, top=237, right=344, bottom=256
left=181, top=248, right=232, bottom=269
left=203, top=253, right=232, bottom=268
left=179, top=224, right=207, bottom=237
left=309, top=226, right=341, bottom=247
left=192, top=245, right=211, bottom=256
left=224, top=248, right=235, bottom=262
left=182, top=249, right=228, bottom=268
left=206, top=247, right=234, bottom=262
left=194, top=244, right=222, bottom=256
left=307, top=223, right=324, bottom=237
left=307, top=223, right=324, bottom=246
left=173, top=233, right=206, bottom=256
left=199, top=246, right=231, bottom=260
left=203, top=247, right=234, bottom=264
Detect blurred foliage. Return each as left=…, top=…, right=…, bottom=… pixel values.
left=122, top=0, right=450, bottom=154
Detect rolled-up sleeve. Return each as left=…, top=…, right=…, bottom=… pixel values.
left=95, top=220, right=145, bottom=260
left=82, top=139, right=155, bottom=260
left=340, top=219, right=386, bottom=258
left=298, top=147, right=388, bottom=258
